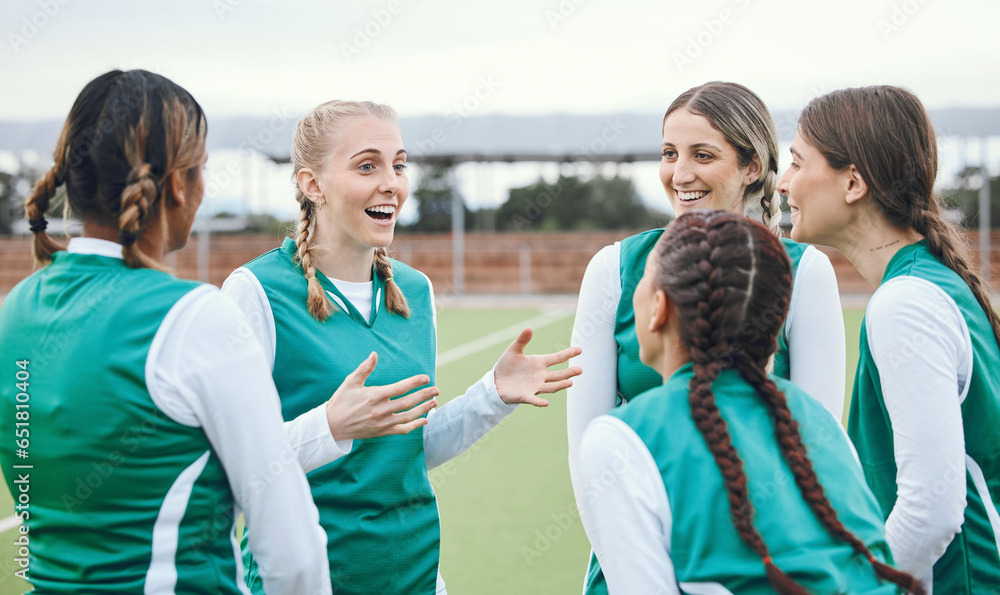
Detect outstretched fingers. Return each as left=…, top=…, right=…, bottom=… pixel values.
left=545, top=366, right=582, bottom=383
left=506, top=327, right=533, bottom=355
left=544, top=346, right=582, bottom=367
left=519, top=394, right=551, bottom=408
left=346, top=351, right=378, bottom=387
left=387, top=386, right=439, bottom=417
left=376, top=372, right=433, bottom=400
left=536, top=378, right=576, bottom=395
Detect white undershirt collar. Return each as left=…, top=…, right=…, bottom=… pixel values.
left=67, top=237, right=124, bottom=259
left=329, top=277, right=374, bottom=323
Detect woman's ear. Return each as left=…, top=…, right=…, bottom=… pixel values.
left=844, top=164, right=869, bottom=205
left=165, top=169, right=185, bottom=206
left=297, top=168, right=325, bottom=207
left=745, top=153, right=763, bottom=185
left=649, top=289, right=671, bottom=333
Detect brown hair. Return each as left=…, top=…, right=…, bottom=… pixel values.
left=25, top=69, right=206, bottom=269
left=653, top=211, right=924, bottom=595
left=664, top=82, right=782, bottom=235
left=290, top=100, right=409, bottom=321
left=799, top=85, right=1000, bottom=347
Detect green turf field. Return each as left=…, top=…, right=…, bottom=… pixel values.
left=0, top=306, right=867, bottom=595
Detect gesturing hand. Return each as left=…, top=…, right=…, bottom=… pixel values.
left=325, top=352, right=439, bottom=440
left=493, top=327, right=583, bottom=407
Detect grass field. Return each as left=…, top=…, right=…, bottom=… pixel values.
left=0, top=305, right=868, bottom=595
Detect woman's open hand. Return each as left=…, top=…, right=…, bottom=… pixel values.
left=325, top=352, right=439, bottom=440
left=494, top=328, right=583, bottom=407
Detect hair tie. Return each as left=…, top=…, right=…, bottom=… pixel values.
left=866, top=554, right=877, bottom=564
left=118, top=230, right=138, bottom=247
left=762, top=555, right=773, bottom=566
left=28, top=218, right=48, bottom=233
left=307, top=276, right=317, bottom=282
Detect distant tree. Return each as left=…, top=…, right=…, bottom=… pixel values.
left=406, top=164, right=472, bottom=232
left=496, top=174, right=666, bottom=232
left=944, top=168, right=1000, bottom=228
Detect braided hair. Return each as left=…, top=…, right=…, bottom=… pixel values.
left=290, top=100, right=410, bottom=321
left=652, top=210, right=924, bottom=595
left=24, top=69, right=206, bottom=269
left=664, top=82, right=782, bottom=236
left=800, top=85, right=1000, bottom=349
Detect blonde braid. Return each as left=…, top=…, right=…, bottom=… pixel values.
left=374, top=247, right=410, bottom=318
left=295, top=201, right=333, bottom=321
left=758, top=167, right=782, bottom=237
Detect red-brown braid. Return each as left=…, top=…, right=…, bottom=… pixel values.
left=655, top=211, right=925, bottom=594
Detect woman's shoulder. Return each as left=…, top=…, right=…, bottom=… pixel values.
left=612, top=375, right=687, bottom=422
left=388, top=257, right=432, bottom=290
left=780, top=237, right=832, bottom=271
left=620, top=228, right=665, bottom=257
left=772, top=376, right=844, bottom=429
left=242, top=238, right=295, bottom=272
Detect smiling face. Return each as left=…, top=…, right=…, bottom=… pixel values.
left=308, top=115, right=408, bottom=254
left=776, top=132, right=849, bottom=245
left=659, top=109, right=756, bottom=218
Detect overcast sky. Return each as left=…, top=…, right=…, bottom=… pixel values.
left=2, top=0, right=998, bottom=122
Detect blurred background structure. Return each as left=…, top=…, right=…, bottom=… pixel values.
left=2, top=0, right=999, bottom=297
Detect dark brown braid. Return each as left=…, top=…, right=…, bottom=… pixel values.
left=736, top=354, right=925, bottom=594
left=118, top=161, right=161, bottom=269
left=24, top=164, right=66, bottom=266
left=800, top=85, right=1000, bottom=349
left=654, top=210, right=924, bottom=594
left=26, top=69, right=206, bottom=270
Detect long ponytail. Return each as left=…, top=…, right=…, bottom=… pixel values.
left=800, top=85, right=1000, bottom=348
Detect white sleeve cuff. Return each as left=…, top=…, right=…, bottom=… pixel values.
left=486, top=366, right=520, bottom=413
left=284, top=403, right=353, bottom=474
left=423, top=368, right=518, bottom=470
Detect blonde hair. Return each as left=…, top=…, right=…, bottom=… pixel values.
left=26, top=69, right=206, bottom=268
left=291, top=100, right=410, bottom=321
left=664, top=82, right=782, bottom=236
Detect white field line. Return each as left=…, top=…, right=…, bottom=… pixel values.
left=0, top=514, right=21, bottom=534
left=436, top=310, right=574, bottom=366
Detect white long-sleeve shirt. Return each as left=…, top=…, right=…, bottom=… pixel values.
left=866, top=276, right=969, bottom=588
left=69, top=238, right=332, bottom=595
left=222, top=265, right=519, bottom=595
left=566, top=239, right=846, bottom=529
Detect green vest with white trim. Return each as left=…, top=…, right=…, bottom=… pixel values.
left=613, top=364, right=898, bottom=594
left=0, top=252, right=241, bottom=594
left=584, top=229, right=807, bottom=594
left=240, top=238, right=439, bottom=595
left=848, top=240, right=1000, bottom=593
left=612, top=230, right=805, bottom=404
